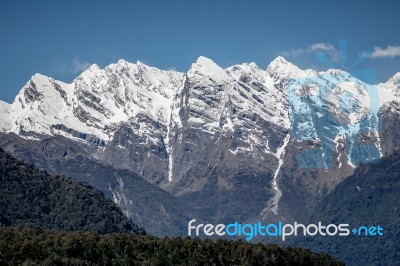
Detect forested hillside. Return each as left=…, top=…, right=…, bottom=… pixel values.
left=0, top=149, right=145, bottom=235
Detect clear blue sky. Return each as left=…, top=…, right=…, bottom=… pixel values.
left=1, top=0, right=399, bottom=103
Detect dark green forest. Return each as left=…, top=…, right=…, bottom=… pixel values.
left=0, top=227, right=343, bottom=266
left=0, top=149, right=145, bottom=235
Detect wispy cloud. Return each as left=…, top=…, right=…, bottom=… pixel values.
left=280, top=42, right=340, bottom=62
left=53, top=57, right=91, bottom=75
left=367, top=45, right=400, bottom=59
left=70, top=58, right=91, bottom=73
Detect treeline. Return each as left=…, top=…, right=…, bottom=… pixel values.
left=0, top=149, right=145, bottom=235
left=0, top=227, right=343, bottom=266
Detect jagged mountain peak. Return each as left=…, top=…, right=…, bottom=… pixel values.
left=318, top=68, right=355, bottom=82
left=266, top=56, right=304, bottom=80
left=16, top=73, right=62, bottom=104
left=269, top=55, right=290, bottom=65
left=87, top=63, right=101, bottom=72
left=324, top=68, right=350, bottom=76
left=117, top=58, right=129, bottom=65
left=226, top=61, right=275, bottom=90
left=74, top=63, right=103, bottom=82
left=86, top=59, right=153, bottom=76
left=378, top=72, right=400, bottom=106
left=267, top=56, right=298, bottom=70
left=386, top=72, right=400, bottom=86
left=226, top=61, right=262, bottom=72
left=195, top=55, right=216, bottom=65
left=189, top=56, right=229, bottom=83
left=32, top=72, right=51, bottom=79
left=393, top=71, right=400, bottom=80
left=114, top=59, right=146, bottom=70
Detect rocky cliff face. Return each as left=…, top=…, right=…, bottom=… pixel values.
left=0, top=56, right=398, bottom=235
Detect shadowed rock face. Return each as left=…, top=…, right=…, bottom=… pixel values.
left=380, top=101, right=400, bottom=156
left=0, top=56, right=398, bottom=237
left=291, top=152, right=400, bottom=266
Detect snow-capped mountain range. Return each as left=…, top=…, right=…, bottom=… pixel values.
left=1, top=56, right=397, bottom=149
left=1, top=56, right=399, bottom=236
left=0, top=59, right=182, bottom=141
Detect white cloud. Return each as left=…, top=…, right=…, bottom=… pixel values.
left=53, top=57, right=91, bottom=75
left=70, top=58, right=91, bottom=73
left=280, top=42, right=339, bottom=62
left=370, top=45, right=400, bottom=58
